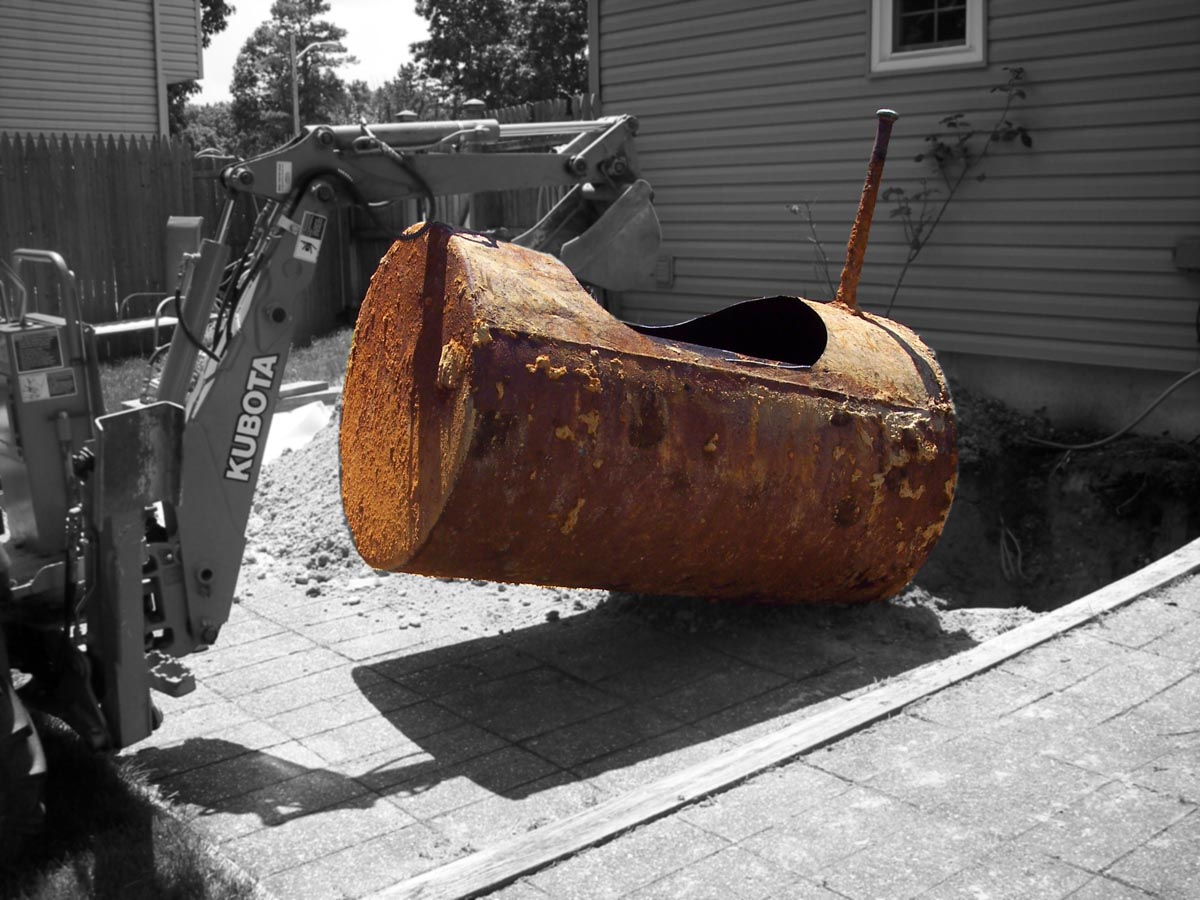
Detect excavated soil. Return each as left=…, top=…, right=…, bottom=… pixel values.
left=232, top=378, right=1199, bottom=661
left=920, top=390, right=1200, bottom=611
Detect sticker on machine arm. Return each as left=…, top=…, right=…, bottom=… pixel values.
left=293, top=211, right=328, bottom=264
left=19, top=368, right=77, bottom=402
left=224, top=354, right=279, bottom=482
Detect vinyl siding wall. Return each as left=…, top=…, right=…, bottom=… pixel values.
left=0, top=0, right=200, bottom=137
left=596, top=0, right=1200, bottom=373
left=159, top=0, right=202, bottom=82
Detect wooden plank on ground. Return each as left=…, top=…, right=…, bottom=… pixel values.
left=369, top=536, right=1200, bottom=900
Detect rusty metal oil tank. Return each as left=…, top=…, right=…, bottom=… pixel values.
left=339, top=222, right=957, bottom=604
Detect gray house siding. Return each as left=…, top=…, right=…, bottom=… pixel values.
left=596, top=0, right=1200, bottom=375
left=159, top=0, right=202, bottom=82
left=0, top=0, right=201, bottom=136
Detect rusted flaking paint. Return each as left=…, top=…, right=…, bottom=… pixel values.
left=560, top=498, right=586, bottom=535
left=340, top=224, right=957, bottom=604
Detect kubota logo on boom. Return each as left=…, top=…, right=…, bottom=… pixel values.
left=224, top=354, right=279, bottom=482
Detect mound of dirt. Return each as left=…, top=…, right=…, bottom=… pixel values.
left=242, top=408, right=609, bottom=636
left=233, top=377, right=1194, bottom=662
left=250, top=416, right=360, bottom=584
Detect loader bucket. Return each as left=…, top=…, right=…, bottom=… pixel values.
left=340, top=224, right=956, bottom=604
left=512, top=179, right=659, bottom=291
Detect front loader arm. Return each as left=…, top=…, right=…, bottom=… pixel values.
left=221, top=115, right=643, bottom=207
left=219, top=116, right=659, bottom=291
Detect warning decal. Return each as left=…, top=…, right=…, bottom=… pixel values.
left=14, top=329, right=63, bottom=372
left=293, top=211, right=328, bottom=264
left=276, top=160, right=293, bottom=194
left=19, top=368, right=77, bottom=402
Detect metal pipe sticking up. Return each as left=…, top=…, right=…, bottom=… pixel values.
left=835, top=109, right=899, bottom=313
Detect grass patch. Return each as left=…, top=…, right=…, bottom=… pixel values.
left=98, top=325, right=354, bottom=409
left=1, top=716, right=260, bottom=900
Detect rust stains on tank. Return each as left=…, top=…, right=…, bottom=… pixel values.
left=340, top=224, right=957, bottom=604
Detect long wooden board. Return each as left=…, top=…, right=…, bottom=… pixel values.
left=369, top=537, right=1200, bottom=900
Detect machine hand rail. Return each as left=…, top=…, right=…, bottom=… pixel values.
left=10, top=249, right=89, bottom=371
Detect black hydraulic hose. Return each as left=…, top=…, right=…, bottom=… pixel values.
left=172, top=285, right=220, bottom=363
left=354, top=120, right=438, bottom=240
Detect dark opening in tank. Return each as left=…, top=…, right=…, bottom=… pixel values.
left=627, top=296, right=827, bottom=367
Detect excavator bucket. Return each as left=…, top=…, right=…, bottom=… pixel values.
left=513, top=179, right=660, bottom=291
left=560, top=179, right=659, bottom=291
left=339, top=223, right=957, bottom=604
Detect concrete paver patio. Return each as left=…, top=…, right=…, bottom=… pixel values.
left=128, top=545, right=1200, bottom=900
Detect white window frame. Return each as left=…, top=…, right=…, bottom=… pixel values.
left=869, top=0, right=986, bottom=75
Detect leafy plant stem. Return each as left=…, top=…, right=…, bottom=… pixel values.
left=882, top=67, right=1029, bottom=316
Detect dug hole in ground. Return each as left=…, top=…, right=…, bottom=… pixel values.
left=248, top=383, right=1200, bottom=655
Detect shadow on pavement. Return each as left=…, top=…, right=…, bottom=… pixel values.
left=347, top=592, right=977, bottom=800
left=133, top=735, right=382, bottom=828
left=129, top=594, right=977, bottom=827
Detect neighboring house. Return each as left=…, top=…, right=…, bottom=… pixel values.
left=0, top=0, right=202, bottom=137
left=590, top=0, right=1200, bottom=432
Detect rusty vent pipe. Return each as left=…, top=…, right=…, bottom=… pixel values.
left=835, top=109, right=898, bottom=312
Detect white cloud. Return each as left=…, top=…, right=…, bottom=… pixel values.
left=194, top=0, right=430, bottom=104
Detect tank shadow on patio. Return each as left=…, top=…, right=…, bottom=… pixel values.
left=347, top=593, right=975, bottom=802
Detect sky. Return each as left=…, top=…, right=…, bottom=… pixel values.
left=194, top=0, right=430, bottom=104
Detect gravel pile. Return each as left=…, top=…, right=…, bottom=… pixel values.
left=249, top=415, right=366, bottom=587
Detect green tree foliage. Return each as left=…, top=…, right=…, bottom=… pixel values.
left=168, top=0, right=235, bottom=136
left=335, top=64, right=453, bottom=123
left=178, top=102, right=236, bottom=155
left=229, top=0, right=352, bottom=157
left=412, top=0, right=587, bottom=108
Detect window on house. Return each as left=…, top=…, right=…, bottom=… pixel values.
left=870, top=0, right=985, bottom=75
left=895, top=0, right=966, bottom=50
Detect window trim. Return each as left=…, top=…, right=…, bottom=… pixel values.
left=869, top=0, right=986, bottom=75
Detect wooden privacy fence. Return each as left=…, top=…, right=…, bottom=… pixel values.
left=0, top=132, right=339, bottom=351
left=0, top=95, right=596, bottom=355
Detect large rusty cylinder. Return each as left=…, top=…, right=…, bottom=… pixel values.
left=340, top=223, right=957, bottom=604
